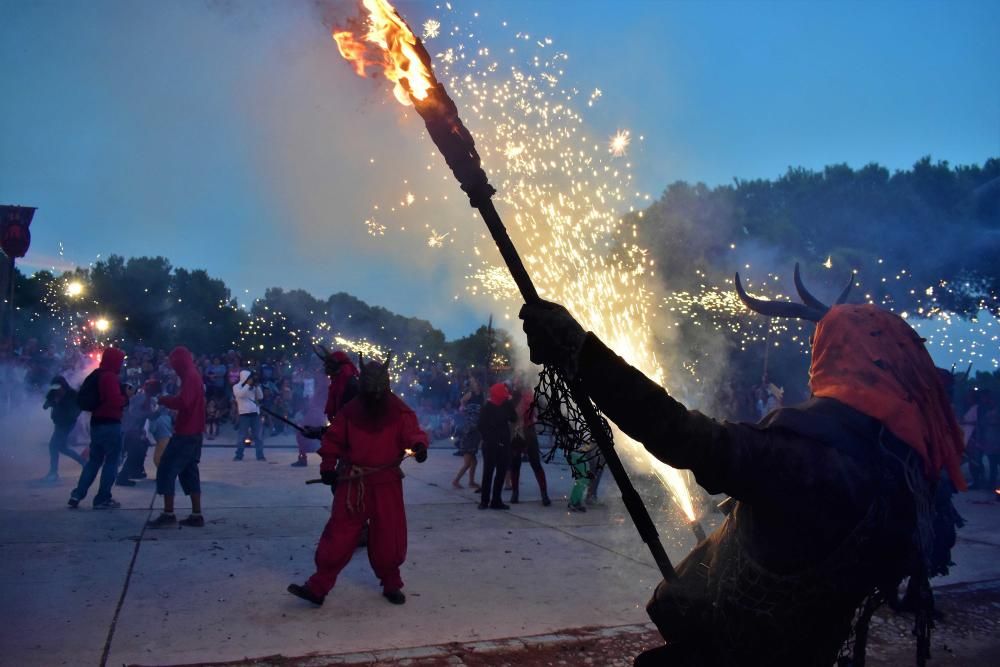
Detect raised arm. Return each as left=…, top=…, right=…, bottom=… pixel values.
left=519, top=301, right=853, bottom=507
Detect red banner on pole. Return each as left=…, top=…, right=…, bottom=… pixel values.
left=0, top=205, right=35, bottom=259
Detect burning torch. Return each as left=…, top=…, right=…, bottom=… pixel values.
left=333, top=1, right=677, bottom=581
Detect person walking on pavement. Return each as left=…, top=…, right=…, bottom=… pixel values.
left=452, top=374, right=484, bottom=490
left=509, top=379, right=550, bottom=506
left=68, top=348, right=128, bottom=509
left=288, top=355, right=428, bottom=606
left=42, top=375, right=84, bottom=481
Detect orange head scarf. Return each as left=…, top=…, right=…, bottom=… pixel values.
left=809, top=304, right=966, bottom=490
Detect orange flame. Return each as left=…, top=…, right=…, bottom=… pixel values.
left=333, top=0, right=435, bottom=107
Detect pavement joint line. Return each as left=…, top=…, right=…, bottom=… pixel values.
left=99, top=485, right=158, bottom=667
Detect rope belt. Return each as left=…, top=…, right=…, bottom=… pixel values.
left=343, top=457, right=405, bottom=514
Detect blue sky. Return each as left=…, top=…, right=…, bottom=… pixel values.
left=1, top=0, right=997, bottom=339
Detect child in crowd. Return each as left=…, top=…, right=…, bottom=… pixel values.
left=205, top=398, right=220, bottom=440
left=148, top=396, right=174, bottom=467
left=567, top=449, right=591, bottom=513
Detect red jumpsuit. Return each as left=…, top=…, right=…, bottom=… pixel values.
left=305, top=393, right=427, bottom=597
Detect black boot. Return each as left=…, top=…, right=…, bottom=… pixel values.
left=383, top=589, right=406, bottom=605
left=287, top=583, right=324, bottom=606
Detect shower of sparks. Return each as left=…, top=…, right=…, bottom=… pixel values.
left=366, top=219, right=387, bottom=236
left=504, top=143, right=525, bottom=159
left=822, top=256, right=833, bottom=269
left=468, top=266, right=519, bottom=301
left=427, top=230, right=450, bottom=248
left=662, top=265, right=999, bottom=369
left=422, top=19, right=441, bottom=39
left=332, top=2, right=695, bottom=521
left=609, top=129, right=631, bottom=157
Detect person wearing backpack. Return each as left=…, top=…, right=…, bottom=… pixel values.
left=68, top=348, right=128, bottom=509
left=42, top=375, right=85, bottom=481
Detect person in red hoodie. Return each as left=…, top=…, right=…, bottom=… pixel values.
left=288, top=355, right=427, bottom=606
left=324, top=349, right=360, bottom=422
left=68, top=347, right=128, bottom=509
left=147, top=346, right=207, bottom=528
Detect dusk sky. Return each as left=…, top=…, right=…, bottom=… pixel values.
left=1, top=0, right=998, bottom=338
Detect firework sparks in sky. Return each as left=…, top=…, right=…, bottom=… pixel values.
left=609, top=129, right=631, bottom=157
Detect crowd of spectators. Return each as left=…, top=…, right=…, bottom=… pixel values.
left=0, top=339, right=513, bottom=449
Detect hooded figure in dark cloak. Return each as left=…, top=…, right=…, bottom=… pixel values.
left=519, top=265, right=964, bottom=666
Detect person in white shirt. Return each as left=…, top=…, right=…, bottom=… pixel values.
left=232, top=370, right=265, bottom=461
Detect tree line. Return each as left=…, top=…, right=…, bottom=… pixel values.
left=12, top=255, right=512, bottom=369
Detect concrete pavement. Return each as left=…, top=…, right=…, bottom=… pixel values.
left=2, top=423, right=999, bottom=667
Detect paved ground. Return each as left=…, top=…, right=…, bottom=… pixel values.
left=2, top=415, right=999, bottom=667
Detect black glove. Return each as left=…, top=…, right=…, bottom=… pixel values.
left=320, top=469, right=338, bottom=487
left=301, top=425, right=327, bottom=440
left=412, top=443, right=428, bottom=463
left=518, top=300, right=587, bottom=373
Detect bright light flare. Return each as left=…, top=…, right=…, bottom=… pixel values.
left=609, top=130, right=631, bottom=157
left=66, top=281, right=84, bottom=297
left=422, top=19, right=441, bottom=40
left=94, top=318, right=110, bottom=333
left=333, top=0, right=435, bottom=106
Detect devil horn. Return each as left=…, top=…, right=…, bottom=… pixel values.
left=834, top=271, right=855, bottom=305
left=793, top=263, right=830, bottom=311
left=735, top=273, right=826, bottom=322
left=313, top=343, right=329, bottom=361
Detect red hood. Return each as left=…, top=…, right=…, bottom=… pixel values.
left=331, top=350, right=358, bottom=377
left=168, top=346, right=195, bottom=374
left=488, top=382, right=511, bottom=405
left=99, top=347, right=125, bottom=373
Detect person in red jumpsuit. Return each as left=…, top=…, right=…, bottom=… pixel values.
left=288, top=355, right=427, bottom=606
